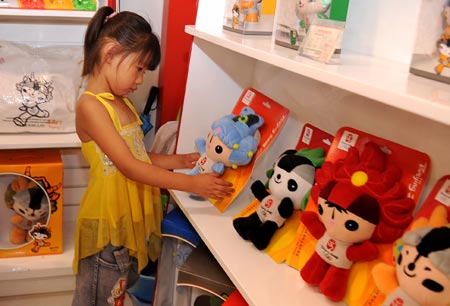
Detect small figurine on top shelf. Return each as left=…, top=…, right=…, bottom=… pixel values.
left=295, top=0, right=332, bottom=40
left=410, top=0, right=450, bottom=84
left=274, top=0, right=349, bottom=52
left=232, top=0, right=262, bottom=26
left=223, top=0, right=277, bottom=35
left=435, top=2, right=450, bottom=75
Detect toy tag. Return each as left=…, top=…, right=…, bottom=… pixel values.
left=434, top=177, right=450, bottom=207
left=299, top=19, right=345, bottom=63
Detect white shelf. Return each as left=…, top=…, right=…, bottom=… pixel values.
left=0, top=8, right=94, bottom=21
left=0, top=220, right=74, bottom=279
left=0, top=221, right=75, bottom=297
left=169, top=190, right=344, bottom=306
left=0, top=133, right=81, bottom=150
left=185, top=25, right=450, bottom=127
left=175, top=2, right=450, bottom=306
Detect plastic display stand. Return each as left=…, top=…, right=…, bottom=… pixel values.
left=153, top=207, right=202, bottom=306
left=175, top=244, right=236, bottom=306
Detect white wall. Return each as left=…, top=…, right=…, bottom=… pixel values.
left=120, top=0, right=164, bottom=147
left=120, top=0, right=163, bottom=37
left=119, top=0, right=164, bottom=104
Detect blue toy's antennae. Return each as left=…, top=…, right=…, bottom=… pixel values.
left=210, top=106, right=264, bottom=167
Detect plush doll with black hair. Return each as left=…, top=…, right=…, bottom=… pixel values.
left=233, top=147, right=325, bottom=250
left=379, top=226, right=450, bottom=306
left=372, top=206, right=450, bottom=306
left=300, top=142, right=416, bottom=302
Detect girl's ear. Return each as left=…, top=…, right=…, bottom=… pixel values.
left=103, top=42, right=117, bottom=64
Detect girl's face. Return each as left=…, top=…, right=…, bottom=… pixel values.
left=107, top=52, right=147, bottom=96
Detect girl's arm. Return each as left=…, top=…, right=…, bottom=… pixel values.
left=148, top=152, right=199, bottom=170
left=76, top=97, right=233, bottom=200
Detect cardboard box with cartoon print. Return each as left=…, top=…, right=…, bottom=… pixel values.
left=0, top=149, right=63, bottom=258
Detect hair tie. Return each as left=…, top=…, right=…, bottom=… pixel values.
left=105, top=12, right=118, bottom=23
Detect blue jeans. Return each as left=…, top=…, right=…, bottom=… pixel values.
left=72, top=244, right=139, bottom=306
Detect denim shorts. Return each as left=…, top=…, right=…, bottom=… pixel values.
left=72, top=244, right=139, bottom=306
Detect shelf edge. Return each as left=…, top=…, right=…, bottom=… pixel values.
left=185, top=25, right=450, bottom=127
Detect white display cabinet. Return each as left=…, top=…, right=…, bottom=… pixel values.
left=0, top=8, right=89, bottom=150
left=0, top=3, right=161, bottom=305
left=171, top=1, right=450, bottom=306
left=0, top=8, right=94, bottom=20
left=0, top=8, right=89, bottom=305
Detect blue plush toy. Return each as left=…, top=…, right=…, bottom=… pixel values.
left=188, top=106, right=264, bottom=176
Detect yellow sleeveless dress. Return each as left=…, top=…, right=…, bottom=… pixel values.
left=73, top=92, right=162, bottom=274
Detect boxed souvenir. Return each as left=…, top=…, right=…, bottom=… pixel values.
left=15, top=0, right=96, bottom=10
left=274, top=0, right=350, bottom=51
left=0, top=149, right=63, bottom=258
left=286, top=126, right=431, bottom=304
left=191, top=87, right=289, bottom=212
left=11, top=0, right=96, bottom=10
left=223, top=0, right=277, bottom=35
left=410, top=0, right=450, bottom=84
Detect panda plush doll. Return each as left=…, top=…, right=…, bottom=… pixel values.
left=233, top=148, right=325, bottom=250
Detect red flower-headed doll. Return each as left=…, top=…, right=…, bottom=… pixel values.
left=300, top=142, right=416, bottom=301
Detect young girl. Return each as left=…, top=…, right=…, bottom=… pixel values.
left=72, top=7, right=234, bottom=306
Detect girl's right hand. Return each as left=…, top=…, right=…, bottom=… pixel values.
left=192, top=173, right=234, bottom=200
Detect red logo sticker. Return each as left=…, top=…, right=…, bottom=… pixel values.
left=264, top=198, right=273, bottom=208
left=326, top=239, right=336, bottom=251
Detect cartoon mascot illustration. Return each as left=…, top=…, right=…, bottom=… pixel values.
left=13, top=73, right=53, bottom=127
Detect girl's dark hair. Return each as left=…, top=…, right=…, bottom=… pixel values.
left=82, top=6, right=161, bottom=76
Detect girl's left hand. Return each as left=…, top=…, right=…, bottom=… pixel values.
left=182, top=152, right=200, bottom=169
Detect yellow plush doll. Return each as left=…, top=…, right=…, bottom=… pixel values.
left=372, top=206, right=450, bottom=306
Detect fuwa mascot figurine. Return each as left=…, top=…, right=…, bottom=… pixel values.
left=188, top=106, right=264, bottom=176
